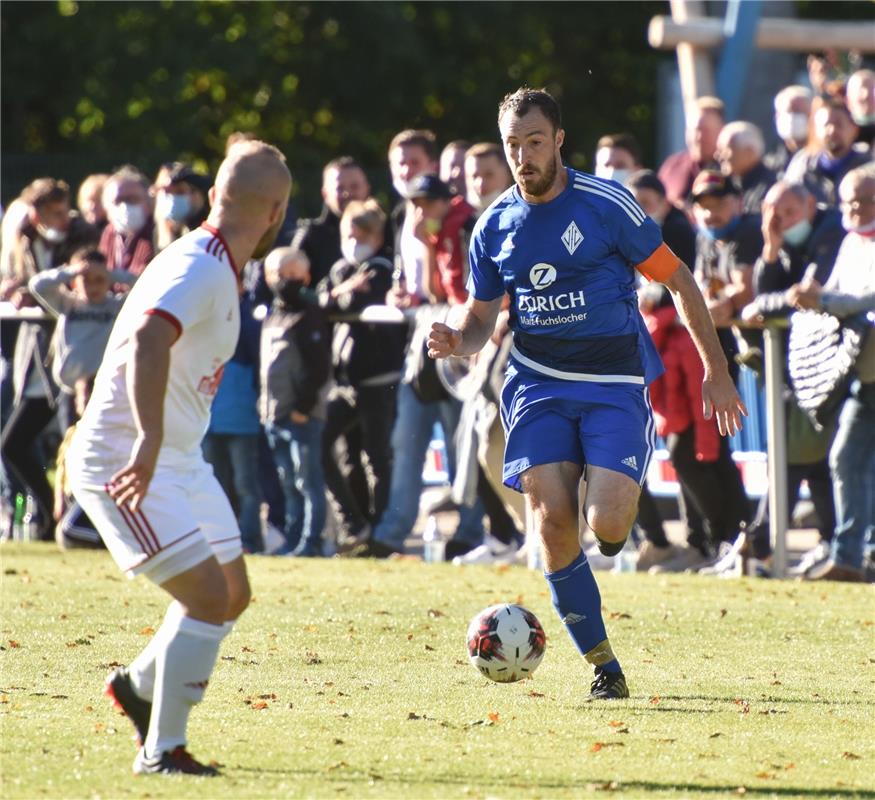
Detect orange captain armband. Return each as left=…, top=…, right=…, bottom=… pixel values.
left=635, top=242, right=681, bottom=283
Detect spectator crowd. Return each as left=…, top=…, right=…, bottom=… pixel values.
left=1, top=61, right=873, bottom=583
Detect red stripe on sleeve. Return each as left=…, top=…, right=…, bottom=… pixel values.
left=144, top=308, right=183, bottom=342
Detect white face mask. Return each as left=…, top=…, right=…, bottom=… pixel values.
left=775, top=112, right=808, bottom=143
left=852, top=110, right=875, bottom=126
left=392, top=176, right=415, bottom=198
left=467, top=188, right=504, bottom=212
left=38, top=224, right=67, bottom=244
left=341, top=239, right=376, bottom=264
left=594, top=166, right=632, bottom=186
left=842, top=213, right=875, bottom=235
left=782, top=218, right=812, bottom=247
left=110, top=202, right=147, bottom=234
left=156, top=192, right=191, bottom=224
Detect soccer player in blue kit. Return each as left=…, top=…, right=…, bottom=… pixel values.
left=428, top=88, right=747, bottom=699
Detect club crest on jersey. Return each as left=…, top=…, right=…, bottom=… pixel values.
left=198, top=362, right=225, bottom=397
left=561, top=220, right=583, bottom=255
left=529, top=263, right=557, bottom=290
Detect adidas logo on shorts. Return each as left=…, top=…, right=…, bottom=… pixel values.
left=621, top=456, right=638, bottom=470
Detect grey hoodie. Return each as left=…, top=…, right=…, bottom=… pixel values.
left=28, top=267, right=135, bottom=393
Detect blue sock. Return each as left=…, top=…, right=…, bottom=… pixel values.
left=545, top=550, right=622, bottom=673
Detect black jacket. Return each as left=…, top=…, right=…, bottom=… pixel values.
left=290, top=205, right=342, bottom=287
left=751, top=207, right=846, bottom=318
left=318, top=249, right=406, bottom=387
left=259, top=300, right=331, bottom=422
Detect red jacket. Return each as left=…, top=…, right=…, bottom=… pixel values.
left=429, top=195, right=474, bottom=305
left=645, top=305, right=720, bottom=462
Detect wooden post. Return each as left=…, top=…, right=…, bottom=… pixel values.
left=669, top=0, right=716, bottom=116
left=650, top=15, right=875, bottom=53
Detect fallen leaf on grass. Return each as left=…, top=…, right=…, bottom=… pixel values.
left=8, top=641, right=20, bottom=649
left=138, top=627, right=154, bottom=636
left=658, top=738, right=677, bottom=744
left=305, top=651, right=322, bottom=665
left=333, top=738, right=344, bottom=745
left=250, top=701, right=269, bottom=710
left=424, top=644, right=435, bottom=651
left=407, top=712, right=422, bottom=720
left=528, top=691, right=545, bottom=698
left=608, top=612, right=631, bottom=620
left=709, top=732, right=722, bottom=739
left=649, top=696, right=660, bottom=705
left=591, top=742, right=624, bottom=753
left=841, top=752, right=861, bottom=760
left=608, top=720, right=625, bottom=728
left=427, top=609, right=445, bottom=618
left=755, top=771, right=776, bottom=780
left=720, top=609, right=728, bottom=618
left=488, top=712, right=500, bottom=723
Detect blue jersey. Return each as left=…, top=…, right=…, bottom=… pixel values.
left=467, top=168, right=679, bottom=385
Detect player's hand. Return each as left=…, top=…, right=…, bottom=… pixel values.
left=108, top=435, right=161, bottom=513
left=702, top=370, right=748, bottom=437
left=427, top=321, right=462, bottom=359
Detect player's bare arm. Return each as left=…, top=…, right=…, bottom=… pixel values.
left=662, top=264, right=748, bottom=436
left=427, top=296, right=503, bottom=359
left=107, top=313, right=177, bottom=511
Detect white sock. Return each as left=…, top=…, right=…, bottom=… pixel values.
left=143, top=615, right=226, bottom=758
left=128, top=604, right=183, bottom=701
left=129, top=607, right=235, bottom=703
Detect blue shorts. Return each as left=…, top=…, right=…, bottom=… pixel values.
left=499, top=362, right=656, bottom=492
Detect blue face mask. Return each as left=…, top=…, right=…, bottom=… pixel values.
left=782, top=218, right=812, bottom=247
left=157, top=192, right=192, bottom=224
left=699, top=215, right=741, bottom=241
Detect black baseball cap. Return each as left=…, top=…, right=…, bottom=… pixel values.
left=626, top=169, right=666, bottom=197
left=168, top=163, right=212, bottom=194
left=404, top=173, right=452, bottom=201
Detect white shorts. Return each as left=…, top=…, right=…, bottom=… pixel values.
left=68, top=443, right=242, bottom=585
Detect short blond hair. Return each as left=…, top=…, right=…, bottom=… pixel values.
left=341, top=198, right=386, bottom=236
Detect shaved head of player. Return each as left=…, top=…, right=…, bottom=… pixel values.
left=66, top=140, right=291, bottom=776
left=428, top=88, right=745, bottom=701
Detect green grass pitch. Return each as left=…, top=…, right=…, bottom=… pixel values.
left=1, top=543, right=873, bottom=799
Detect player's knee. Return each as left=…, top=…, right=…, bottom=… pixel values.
left=587, top=507, right=635, bottom=545
left=183, top=581, right=231, bottom=625
left=226, top=581, right=252, bottom=621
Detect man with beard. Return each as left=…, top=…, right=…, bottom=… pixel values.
left=428, top=88, right=745, bottom=699
left=66, top=140, right=291, bottom=775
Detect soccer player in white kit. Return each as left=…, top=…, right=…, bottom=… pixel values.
left=67, top=141, right=291, bottom=775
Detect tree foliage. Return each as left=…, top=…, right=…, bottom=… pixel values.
left=2, top=0, right=666, bottom=210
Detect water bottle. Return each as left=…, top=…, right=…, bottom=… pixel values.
left=12, top=493, right=26, bottom=541
left=22, top=495, right=39, bottom=541
left=422, top=515, right=445, bottom=563
left=612, top=538, right=638, bottom=574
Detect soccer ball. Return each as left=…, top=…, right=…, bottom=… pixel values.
left=466, top=604, right=546, bottom=683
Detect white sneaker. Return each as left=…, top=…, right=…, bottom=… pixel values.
left=452, top=535, right=519, bottom=566
left=635, top=541, right=681, bottom=572
left=583, top=542, right=616, bottom=571
left=648, top=545, right=711, bottom=574
left=787, top=541, right=831, bottom=577
left=262, top=522, right=286, bottom=555
left=698, top=536, right=745, bottom=577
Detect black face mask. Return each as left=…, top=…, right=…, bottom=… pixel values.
left=275, top=278, right=307, bottom=308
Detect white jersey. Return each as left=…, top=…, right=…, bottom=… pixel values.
left=75, top=224, right=241, bottom=463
